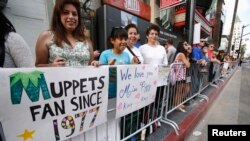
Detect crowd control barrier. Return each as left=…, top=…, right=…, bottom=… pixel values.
left=0, top=61, right=238, bottom=141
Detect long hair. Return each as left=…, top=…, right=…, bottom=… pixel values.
left=175, top=41, right=191, bottom=59
left=0, top=11, right=16, bottom=66
left=176, top=41, right=187, bottom=55
left=51, top=0, right=85, bottom=47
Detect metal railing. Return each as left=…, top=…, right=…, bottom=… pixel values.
left=0, top=61, right=238, bottom=141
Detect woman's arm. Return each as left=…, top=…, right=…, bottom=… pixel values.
left=7, top=32, right=35, bottom=67
left=87, top=39, right=94, bottom=64
left=35, top=31, right=65, bottom=67
left=176, top=53, right=190, bottom=68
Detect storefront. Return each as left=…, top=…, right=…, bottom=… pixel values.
left=159, top=0, right=214, bottom=45
left=174, top=5, right=212, bottom=43
left=96, top=0, right=177, bottom=51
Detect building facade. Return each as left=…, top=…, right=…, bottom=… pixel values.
left=231, top=16, right=242, bottom=58
left=2, top=0, right=219, bottom=57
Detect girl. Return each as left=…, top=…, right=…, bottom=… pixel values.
left=99, top=26, right=138, bottom=98
left=99, top=27, right=138, bottom=65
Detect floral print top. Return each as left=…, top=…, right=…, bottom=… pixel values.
left=48, top=34, right=90, bottom=67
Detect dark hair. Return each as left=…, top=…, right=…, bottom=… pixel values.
left=146, top=24, right=160, bottom=36
left=176, top=41, right=187, bottom=54
left=51, top=0, right=85, bottom=47
left=107, top=26, right=128, bottom=48
left=175, top=41, right=191, bottom=60
left=166, top=38, right=173, bottom=45
left=125, top=23, right=139, bottom=33
left=204, top=42, right=209, bottom=46
left=0, top=11, right=16, bottom=67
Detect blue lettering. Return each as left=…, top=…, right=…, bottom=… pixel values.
left=134, top=68, right=144, bottom=78
left=120, top=68, right=132, bottom=80
left=119, top=84, right=138, bottom=98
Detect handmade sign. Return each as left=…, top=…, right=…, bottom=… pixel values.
left=0, top=67, right=109, bottom=141
left=157, top=65, right=171, bottom=86
left=116, top=65, right=159, bottom=118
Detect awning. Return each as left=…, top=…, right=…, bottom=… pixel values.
left=174, top=8, right=212, bottom=35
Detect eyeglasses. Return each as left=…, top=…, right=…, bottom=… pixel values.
left=200, top=41, right=205, bottom=42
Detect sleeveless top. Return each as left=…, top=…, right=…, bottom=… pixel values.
left=48, top=33, right=90, bottom=67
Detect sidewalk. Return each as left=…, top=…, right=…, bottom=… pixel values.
left=146, top=67, right=238, bottom=141
left=185, top=68, right=242, bottom=141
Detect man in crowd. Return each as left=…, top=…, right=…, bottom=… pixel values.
left=165, top=38, right=176, bottom=65
left=207, top=42, right=221, bottom=82
left=192, top=38, right=207, bottom=65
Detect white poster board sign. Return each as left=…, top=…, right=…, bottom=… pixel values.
left=193, top=23, right=201, bottom=44
left=116, top=65, right=159, bottom=118
left=157, top=65, right=171, bottom=86
left=0, top=67, right=109, bottom=141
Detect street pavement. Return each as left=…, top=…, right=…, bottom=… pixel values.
left=184, top=63, right=250, bottom=141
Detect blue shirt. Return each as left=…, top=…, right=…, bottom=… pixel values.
left=99, top=49, right=131, bottom=65
left=134, top=42, right=142, bottom=48
left=99, top=49, right=131, bottom=98
left=192, top=47, right=203, bottom=61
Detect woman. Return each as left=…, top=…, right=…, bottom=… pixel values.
left=0, top=11, right=34, bottom=68
left=175, top=41, right=192, bottom=67
left=172, top=41, right=192, bottom=112
left=139, top=24, right=168, bottom=65
left=35, top=0, right=99, bottom=67
left=124, top=23, right=144, bottom=64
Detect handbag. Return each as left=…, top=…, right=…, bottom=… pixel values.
left=169, top=68, right=177, bottom=85
left=169, top=63, right=186, bottom=85
left=169, top=53, right=187, bottom=85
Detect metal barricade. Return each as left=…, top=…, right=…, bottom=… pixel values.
left=0, top=62, right=240, bottom=141
left=119, top=84, right=166, bottom=141
left=160, top=62, right=212, bottom=135
left=199, top=63, right=211, bottom=91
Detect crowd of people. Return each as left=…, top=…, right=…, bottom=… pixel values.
left=1, top=0, right=237, bottom=106
left=0, top=1, right=241, bottom=141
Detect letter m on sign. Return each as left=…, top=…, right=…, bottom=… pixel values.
left=9, top=71, right=51, bottom=104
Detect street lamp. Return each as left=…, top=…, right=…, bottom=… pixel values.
left=237, top=24, right=250, bottom=58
